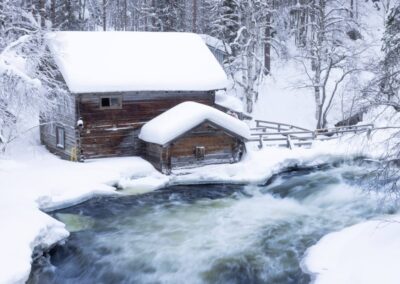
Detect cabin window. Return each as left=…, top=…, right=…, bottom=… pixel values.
left=100, top=96, right=122, bottom=109
left=195, top=146, right=205, bottom=160
left=56, top=127, right=65, bottom=149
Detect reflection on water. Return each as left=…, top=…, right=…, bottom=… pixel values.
left=29, top=160, right=396, bottom=284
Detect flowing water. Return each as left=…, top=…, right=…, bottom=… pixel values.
left=29, top=160, right=397, bottom=284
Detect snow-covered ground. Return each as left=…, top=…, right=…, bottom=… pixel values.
left=302, top=215, right=400, bottom=284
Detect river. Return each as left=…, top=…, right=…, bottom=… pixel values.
left=28, top=159, right=396, bottom=284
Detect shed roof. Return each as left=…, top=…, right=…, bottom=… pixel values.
left=139, top=102, right=250, bottom=145
left=46, top=32, right=228, bottom=94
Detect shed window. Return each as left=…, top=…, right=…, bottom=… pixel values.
left=56, top=127, right=65, bottom=149
left=100, top=96, right=122, bottom=109
left=195, top=146, right=205, bottom=160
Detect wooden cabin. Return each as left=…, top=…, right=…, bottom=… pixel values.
left=40, top=31, right=228, bottom=161
left=139, top=102, right=249, bottom=174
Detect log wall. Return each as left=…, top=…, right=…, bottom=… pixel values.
left=77, top=91, right=215, bottom=159
left=40, top=93, right=78, bottom=160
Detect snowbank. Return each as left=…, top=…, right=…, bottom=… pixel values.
left=215, top=90, right=244, bottom=113
left=139, top=101, right=250, bottom=145
left=46, top=32, right=228, bottom=93
left=0, top=201, right=68, bottom=284
left=302, top=215, right=400, bottom=284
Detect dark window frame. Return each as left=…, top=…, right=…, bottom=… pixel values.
left=195, top=146, right=205, bottom=160
left=56, top=126, right=65, bottom=149
left=99, top=95, right=122, bottom=109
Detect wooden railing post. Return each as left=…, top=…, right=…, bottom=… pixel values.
left=287, top=135, right=293, bottom=149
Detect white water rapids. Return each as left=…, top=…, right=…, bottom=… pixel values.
left=29, top=160, right=397, bottom=284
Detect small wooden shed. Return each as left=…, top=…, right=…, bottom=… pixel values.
left=139, top=102, right=249, bottom=174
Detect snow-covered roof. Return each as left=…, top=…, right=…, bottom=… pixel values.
left=215, top=90, right=244, bottom=113
left=200, top=34, right=232, bottom=54
left=139, top=102, right=250, bottom=145
left=46, top=32, right=228, bottom=93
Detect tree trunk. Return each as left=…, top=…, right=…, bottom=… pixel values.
left=151, top=0, right=156, bottom=31
left=193, top=0, right=197, bottom=33
left=83, top=0, right=87, bottom=23
left=102, top=0, right=107, bottom=31
left=314, top=49, right=323, bottom=128
left=264, top=11, right=271, bottom=75
left=39, top=0, right=46, bottom=28
left=321, top=106, right=329, bottom=129
left=50, top=0, right=56, bottom=27
left=314, top=0, right=327, bottom=129
left=123, top=0, right=127, bottom=30
left=314, top=86, right=322, bottom=129
left=116, top=0, right=120, bottom=30
left=0, top=0, right=4, bottom=32
left=350, top=0, right=354, bottom=18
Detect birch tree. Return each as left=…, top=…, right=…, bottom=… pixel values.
left=381, top=4, right=400, bottom=102
left=210, top=0, right=277, bottom=113
left=293, top=0, right=368, bottom=129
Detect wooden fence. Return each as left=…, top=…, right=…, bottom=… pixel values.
left=249, top=119, right=375, bottom=149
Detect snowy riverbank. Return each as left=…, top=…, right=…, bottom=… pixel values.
left=0, top=123, right=398, bottom=284
left=302, top=215, right=400, bottom=284
left=0, top=153, right=166, bottom=283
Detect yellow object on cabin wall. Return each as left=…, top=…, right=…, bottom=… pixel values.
left=70, top=147, right=78, bottom=162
